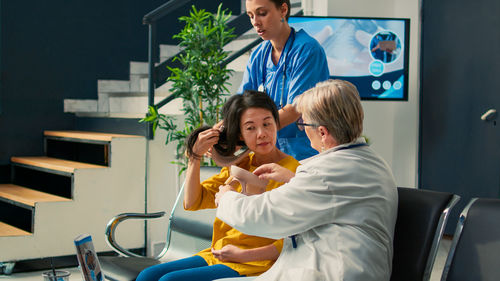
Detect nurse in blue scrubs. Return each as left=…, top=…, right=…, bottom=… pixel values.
left=239, top=0, right=329, bottom=160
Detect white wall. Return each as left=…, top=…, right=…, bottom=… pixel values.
left=303, top=0, right=421, bottom=187
left=146, top=128, right=182, bottom=256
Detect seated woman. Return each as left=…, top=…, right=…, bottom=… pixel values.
left=215, top=80, right=398, bottom=281
left=136, top=90, right=300, bottom=281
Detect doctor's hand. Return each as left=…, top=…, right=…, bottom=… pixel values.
left=215, top=184, right=235, bottom=206
left=253, top=163, right=295, bottom=183
left=211, top=245, right=246, bottom=263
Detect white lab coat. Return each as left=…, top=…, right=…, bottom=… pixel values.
left=216, top=138, right=398, bottom=281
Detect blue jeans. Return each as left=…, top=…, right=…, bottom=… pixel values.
left=135, top=255, right=243, bottom=281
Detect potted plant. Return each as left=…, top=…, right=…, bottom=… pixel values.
left=141, top=4, right=235, bottom=174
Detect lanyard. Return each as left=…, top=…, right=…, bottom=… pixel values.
left=261, top=28, right=296, bottom=108
left=289, top=142, right=368, bottom=248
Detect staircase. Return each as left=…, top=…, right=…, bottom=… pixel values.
left=0, top=131, right=146, bottom=266
left=63, top=0, right=303, bottom=117
left=63, top=36, right=252, bottom=118
left=62, top=6, right=284, bottom=118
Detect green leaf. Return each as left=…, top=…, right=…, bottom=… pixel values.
left=148, top=4, right=234, bottom=175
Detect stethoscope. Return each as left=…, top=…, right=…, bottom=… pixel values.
left=260, top=28, right=296, bottom=109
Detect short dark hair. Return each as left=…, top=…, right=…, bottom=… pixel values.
left=186, top=90, right=279, bottom=159
left=270, top=0, right=291, bottom=20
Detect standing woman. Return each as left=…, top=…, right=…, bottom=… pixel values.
left=240, top=0, right=330, bottom=160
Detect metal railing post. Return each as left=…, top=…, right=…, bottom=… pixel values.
left=147, top=22, right=157, bottom=140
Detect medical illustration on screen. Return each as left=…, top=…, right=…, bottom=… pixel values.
left=289, top=17, right=409, bottom=100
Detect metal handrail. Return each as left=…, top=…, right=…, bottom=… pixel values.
left=222, top=37, right=262, bottom=68
left=151, top=28, right=263, bottom=116
left=153, top=8, right=304, bottom=115
left=143, top=0, right=196, bottom=138
left=149, top=11, right=255, bottom=118
left=105, top=211, right=166, bottom=258
left=142, top=0, right=192, bottom=25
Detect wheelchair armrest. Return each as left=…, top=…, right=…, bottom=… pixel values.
left=105, top=211, right=166, bottom=258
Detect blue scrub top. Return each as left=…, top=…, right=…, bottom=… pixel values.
left=238, top=28, right=330, bottom=160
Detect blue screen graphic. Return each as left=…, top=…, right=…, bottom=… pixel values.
left=288, top=16, right=409, bottom=101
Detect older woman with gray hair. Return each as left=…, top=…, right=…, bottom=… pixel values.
left=215, top=79, right=398, bottom=281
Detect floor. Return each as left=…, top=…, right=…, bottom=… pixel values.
left=1, top=239, right=452, bottom=281
left=0, top=267, right=82, bottom=281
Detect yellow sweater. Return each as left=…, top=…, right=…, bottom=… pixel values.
left=185, top=153, right=300, bottom=276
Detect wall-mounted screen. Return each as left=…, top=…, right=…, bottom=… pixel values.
left=289, top=16, right=410, bottom=101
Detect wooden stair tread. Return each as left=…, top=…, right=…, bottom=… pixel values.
left=0, top=221, right=31, bottom=237
left=0, top=184, right=71, bottom=207
left=11, top=156, right=106, bottom=173
left=44, top=130, right=142, bottom=142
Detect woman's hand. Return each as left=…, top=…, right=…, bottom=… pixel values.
left=253, top=163, right=295, bottom=183
left=211, top=245, right=246, bottom=263
left=191, top=128, right=220, bottom=160
left=203, top=121, right=224, bottom=159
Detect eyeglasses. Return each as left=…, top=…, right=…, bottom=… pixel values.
left=296, top=119, right=320, bottom=131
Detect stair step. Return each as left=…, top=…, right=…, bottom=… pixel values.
left=98, top=80, right=130, bottom=93
left=0, top=184, right=71, bottom=207
left=130, top=61, right=149, bottom=75
left=11, top=156, right=106, bottom=174
left=0, top=221, right=31, bottom=237
left=44, top=130, right=141, bottom=143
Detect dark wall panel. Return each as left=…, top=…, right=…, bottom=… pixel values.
left=0, top=1, right=240, bottom=165
left=420, top=0, right=500, bottom=234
